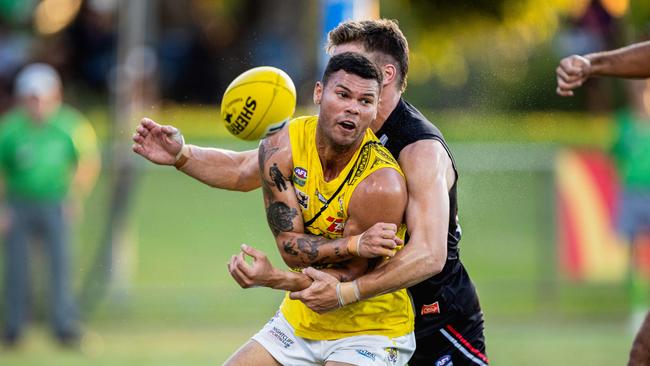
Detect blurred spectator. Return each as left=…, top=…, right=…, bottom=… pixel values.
left=613, top=79, right=650, bottom=333
left=0, top=63, right=100, bottom=347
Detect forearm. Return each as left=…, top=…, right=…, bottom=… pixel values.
left=629, top=311, right=650, bottom=365
left=264, top=268, right=313, bottom=292
left=277, top=232, right=355, bottom=268
left=321, top=259, right=368, bottom=283
left=266, top=263, right=365, bottom=292
left=357, top=233, right=445, bottom=299
left=587, top=41, right=650, bottom=79
left=179, top=146, right=260, bottom=191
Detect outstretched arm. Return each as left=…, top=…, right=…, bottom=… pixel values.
left=557, top=41, right=650, bottom=97
left=132, top=117, right=260, bottom=191
left=291, top=140, right=452, bottom=313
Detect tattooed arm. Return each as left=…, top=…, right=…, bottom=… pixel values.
left=258, top=125, right=406, bottom=267
left=259, top=133, right=401, bottom=270
left=258, top=128, right=355, bottom=270
left=229, top=163, right=408, bottom=290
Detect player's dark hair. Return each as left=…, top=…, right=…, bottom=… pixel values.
left=322, top=52, right=383, bottom=89
left=327, top=19, right=409, bottom=91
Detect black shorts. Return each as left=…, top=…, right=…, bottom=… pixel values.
left=408, top=260, right=488, bottom=365
left=409, top=311, right=487, bottom=366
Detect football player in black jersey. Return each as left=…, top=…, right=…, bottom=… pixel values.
left=133, top=19, right=487, bottom=366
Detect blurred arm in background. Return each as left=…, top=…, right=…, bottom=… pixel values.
left=556, top=41, right=650, bottom=97
left=132, top=117, right=260, bottom=191
left=629, top=311, right=650, bottom=365
left=68, top=119, right=101, bottom=218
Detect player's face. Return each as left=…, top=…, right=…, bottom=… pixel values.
left=314, top=70, right=379, bottom=148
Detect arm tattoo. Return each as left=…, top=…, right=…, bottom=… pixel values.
left=334, top=246, right=344, bottom=258
left=258, top=140, right=279, bottom=171
left=297, top=236, right=323, bottom=261
left=283, top=240, right=299, bottom=256
left=266, top=202, right=298, bottom=236
left=270, top=163, right=288, bottom=192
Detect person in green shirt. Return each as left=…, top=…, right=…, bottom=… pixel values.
left=612, top=80, right=650, bottom=246
left=0, top=63, right=100, bottom=347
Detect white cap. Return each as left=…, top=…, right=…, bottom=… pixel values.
left=15, top=63, right=62, bottom=98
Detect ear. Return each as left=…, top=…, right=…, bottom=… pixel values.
left=382, top=64, right=398, bottom=87
left=313, top=81, right=323, bottom=105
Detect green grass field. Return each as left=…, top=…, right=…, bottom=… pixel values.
left=0, top=138, right=636, bottom=365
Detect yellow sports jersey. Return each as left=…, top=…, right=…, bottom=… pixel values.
left=280, top=116, right=414, bottom=340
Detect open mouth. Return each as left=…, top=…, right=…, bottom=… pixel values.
left=338, top=121, right=356, bottom=131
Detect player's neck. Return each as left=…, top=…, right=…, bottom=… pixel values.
left=316, top=136, right=363, bottom=182
left=371, top=86, right=401, bottom=132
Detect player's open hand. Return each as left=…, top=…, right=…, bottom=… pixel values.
left=556, top=55, right=591, bottom=97
left=356, top=222, right=403, bottom=258
left=289, top=267, right=340, bottom=313
left=228, top=244, right=277, bottom=288
left=132, top=117, right=183, bottom=165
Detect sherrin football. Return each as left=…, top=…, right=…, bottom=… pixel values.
left=220, top=66, right=296, bottom=140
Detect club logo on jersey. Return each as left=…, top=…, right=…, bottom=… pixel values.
left=326, top=216, right=345, bottom=234
left=385, top=347, right=399, bottom=364
left=294, top=188, right=309, bottom=210
left=356, top=349, right=376, bottom=361
left=421, top=301, right=440, bottom=315
left=293, top=167, right=307, bottom=186
left=335, top=195, right=345, bottom=217
left=436, top=355, right=452, bottom=366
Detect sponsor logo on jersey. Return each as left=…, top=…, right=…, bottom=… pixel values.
left=326, top=216, right=345, bottom=234
left=421, top=301, right=440, bottom=315
left=356, top=349, right=376, bottom=361
left=295, top=188, right=309, bottom=210
left=436, top=354, right=452, bottom=366
left=269, top=326, right=294, bottom=349
left=385, top=347, right=399, bottom=364
left=316, top=189, right=327, bottom=204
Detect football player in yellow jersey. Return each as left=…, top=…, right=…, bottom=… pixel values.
left=224, top=52, right=415, bottom=365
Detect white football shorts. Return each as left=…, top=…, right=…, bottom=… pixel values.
left=252, top=311, right=415, bottom=366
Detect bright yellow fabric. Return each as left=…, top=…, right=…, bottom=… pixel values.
left=280, top=116, right=414, bottom=340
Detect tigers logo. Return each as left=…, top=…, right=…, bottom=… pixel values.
left=421, top=301, right=440, bottom=315
left=385, top=347, right=399, bottom=364
left=337, top=196, right=345, bottom=217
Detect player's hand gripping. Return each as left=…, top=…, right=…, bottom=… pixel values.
left=290, top=267, right=341, bottom=313
left=354, top=222, right=403, bottom=258
left=228, top=244, right=277, bottom=288
left=556, top=55, right=592, bottom=97
left=132, top=117, right=183, bottom=165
